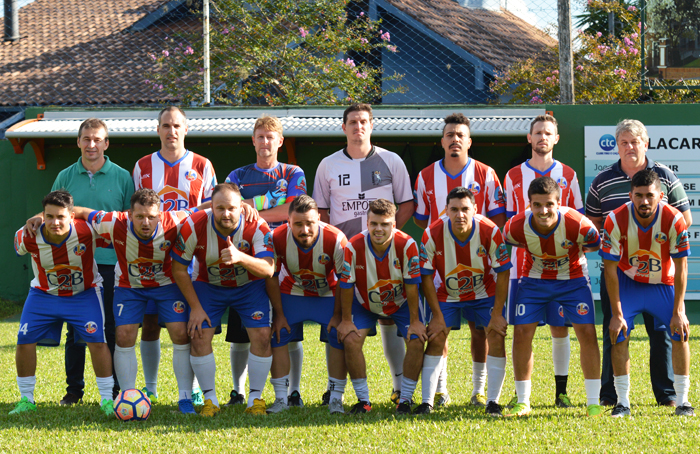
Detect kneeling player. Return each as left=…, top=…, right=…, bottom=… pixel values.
left=11, top=191, right=114, bottom=416
left=601, top=169, right=694, bottom=417
left=504, top=177, right=602, bottom=417
left=417, top=187, right=511, bottom=416
left=337, top=199, right=425, bottom=414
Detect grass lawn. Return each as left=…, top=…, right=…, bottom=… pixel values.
left=0, top=308, right=699, bottom=452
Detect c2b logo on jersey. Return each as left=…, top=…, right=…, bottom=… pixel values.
left=294, top=269, right=329, bottom=294
left=629, top=250, right=662, bottom=276
left=208, top=263, right=247, bottom=281
left=445, top=264, right=484, bottom=296
left=368, top=279, right=403, bottom=306
left=128, top=259, right=164, bottom=280
left=46, top=265, right=84, bottom=290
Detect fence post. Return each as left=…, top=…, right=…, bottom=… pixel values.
left=203, top=0, right=211, bottom=105
left=558, top=0, right=574, bottom=104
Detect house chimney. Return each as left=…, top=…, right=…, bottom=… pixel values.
left=4, top=0, right=20, bottom=42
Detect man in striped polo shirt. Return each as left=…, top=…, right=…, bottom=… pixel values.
left=586, top=119, right=692, bottom=407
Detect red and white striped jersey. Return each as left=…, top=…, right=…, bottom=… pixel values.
left=414, top=158, right=505, bottom=225
left=14, top=221, right=104, bottom=296
left=88, top=210, right=193, bottom=288
left=133, top=151, right=217, bottom=211
left=338, top=229, right=421, bottom=316
left=504, top=160, right=584, bottom=279
left=600, top=201, right=690, bottom=285
left=504, top=206, right=599, bottom=280
left=273, top=222, right=348, bottom=297
left=420, top=214, right=512, bottom=302
left=171, top=209, right=274, bottom=287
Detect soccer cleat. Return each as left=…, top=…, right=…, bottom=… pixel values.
left=141, top=387, right=158, bottom=404
left=224, top=390, right=246, bottom=407
left=191, top=387, right=204, bottom=406
left=395, top=402, right=412, bottom=415
left=9, top=396, right=37, bottom=415
left=505, top=402, right=531, bottom=417
left=321, top=390, right=331, bottom=406
left=611, top=404, right=631, bottom=418
left=470, top=393, right=487, bottom=407
left=413, top=403, right=433, bottom=415
left=287, top=390, right=304, bottom=408
left=507, top=394, right=518, bottom=409
left=100, top=399, right=114, bottom=417
left=555, top=393, right=572, bottom=408
left=675, top=404, right=696, bottom=417
left=200, top=399, right=221, bottom=417
left=329, top=398, right=345, bottom=415
left=390, top=390, right=401, bottom=405
left=266, top=398, right=289, bottom=414
left=348, top=401, right=372, bottom=414
left=178, top=399, right=196, bottom=415
left=245, top=398, right=267, bottom=416
left=485, top=401, right=504, bottom=417
left=587, top=404, right=603, bottom=417
left=59, top=392, right=82, bottom=406
left=434, top=392, right=451, bottom=407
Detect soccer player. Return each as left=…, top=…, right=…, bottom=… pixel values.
left=415, top=187, right=511, bottom=416
left=171, top=183, right=275, bottom=417
left=587, top=119, right=691, bottom=407
left=413, top=112, right=506, bottom=407
left=132, top=106, right=217, bottom=404
left=503, top=177, right=602, bottom=417
left=600, top=169, right=694, bottom=417
left=223, top=115, right=307, bottom=408
left=336, top=199, right=423, bottom=414
left=313, top=103, right=415, bottom=405
left=265, top=195, right=348, bottom=414
left=11, top=191, right=115, bottom=416
left=503, top=114, right=584, bottom=408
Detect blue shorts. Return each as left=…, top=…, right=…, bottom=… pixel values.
left=506, top=279, right=571, bottom=327
left=425, top=296, right=503, bottom=329
left=616, top=269, right=680, bottom=342
left=145, top=299, right=159, bottom=316
left=272, top=294, right=342, bottom=350
left=18, top=287, right=106, bottom=346
left=193, top=280, right=271, bottom=329
left=114, top=285, right=189, bottom=326
left=350, top=298, right=425, bottom=340
left=511, top=277, right=595, bottom=326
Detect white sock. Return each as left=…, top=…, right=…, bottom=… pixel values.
left=288, top=341, right=303, bottom=395
left=230, top=343, right=250, bottom=394
left=17, top=376, right=36, bottom=403
left=552, top=335, right=571, bottom=376
left=172, top=343, right=194, bottom=401
left=486, top=355, right=507, bottom=404
left=379, top=324, right=405, bottom=391
left=96, top=376, right=115, bottom=402
left=674, top=374, right=691, bottom=406
left=247, top=353, right=272, bottom=406
left=140, top=339, right=161, bottom=395
left=113, top=345, right=137, bottom=391
left=270, top=375, right=289, bottom=403
left=399, top=377, right=417, bottom=404
left=514, top=380, right=531, bottom=405
left=472, top=361, right=487, bottom=396
left=325, top=344, right=332, bottom=391
left=436, top=355, right=448, bottom=394
left=613, top=375, right=630, bottom=408
left=190, top=353, right=218, bottom=407
left=421, top=354, right=442, bottom=405
left=585, top=378, right=601, bottom=406
left=351, top=378, right=370, bottom=402
left=192, top=376, right=200, bottom=391
left=329, top=377, right=346, bottom=402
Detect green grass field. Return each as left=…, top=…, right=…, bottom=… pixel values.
left=1, top=304, right=699, bottom=452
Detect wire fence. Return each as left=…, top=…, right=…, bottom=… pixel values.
left=1, top=0, right=699, bottom=109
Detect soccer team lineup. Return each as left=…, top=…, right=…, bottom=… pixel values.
left=10, top=104, right=696, bottom=421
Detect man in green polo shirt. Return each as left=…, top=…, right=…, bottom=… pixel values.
left=52, top=118, right=134, bottom=405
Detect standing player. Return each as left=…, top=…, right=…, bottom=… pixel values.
left=11, top=191, right=115, bottom=416
left=504, top=177, right=602, bottom=417
left=503, top=114, right=583, bottom=408
left=413, top=113, right=506, bottom=407
left=414, top=187, right=511, bottom=416
left=171, top=183, right=275, bottom=417
left=223, top=115, right=307, bottom=408
left=313, top=104, right=415, bottom=404
left=132, top=106, right=217, bottom=404
left=601, top=169, right=693, bottom=417
left=336, top=199, right=423, bottom=414
left=265, top=195, right=349, bottom=414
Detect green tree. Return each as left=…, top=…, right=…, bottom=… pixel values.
left=145, top=0, right=405, bottom=106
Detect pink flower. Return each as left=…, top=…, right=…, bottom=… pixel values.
left=624, top=37, right=633, bottom=47
left=158, top=84, right=163, bottom=90
left=162, top=50, right=169, bottom=57
left=360, top=38, right=368, bottom=44
left=356, top=71, right=368, bottom=79
left=300, top=27, right=309, bottom=38
left=222, top=28, right=229, bottom=35
left=631, top=33, right=638, bottom=39
left=628, top=6, right=636, bottom=11
left=344, top=58, right=356, bottom=67
left=359, top=12, right=364, bottom=16
left=144, top=79, right=150, bottom=85
left=530, top=96, right=543, bottom=104
left=576, top=65, right=584, bottom=71
left=552, top=69, right=559, bottom=74
left=630, top=48, right=639, bottom=55
left=184, top=46, right=194, bottom=55
left=380, top=31, right=390, bottom=41
left=596, top=31, right=602, bottom=38
left=387, top=45, right=397, bottom=52
left=323, top=67, right=330, bottom=73
left=148, top=53, right=156, bottom=61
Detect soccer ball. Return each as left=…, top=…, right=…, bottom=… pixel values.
left=113, top=389, right=151, bottom=421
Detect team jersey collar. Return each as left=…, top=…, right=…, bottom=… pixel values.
left=525, top=159, right=557, bottom=176
left=630, top=201, right=660, bottom=233
left=528, top=210, right=561, bottom=239
left=293, top=225, right=321, bottom=253
left=211, top=212, right=244, bottom=240
left=366, top=230, right=394, bottom=261
left=254, top=161, right=281, bottom=172
left=343, top=145, right=376, bottom=161
left=76, top=156, right=113, bottom=174
left=439, top=158, right=470, bottom=179
left=129, top=219, right=161, bottom=244
left=448, top=217, right=475, bottom=246
left=40, top=222, right=73, bottom=248
left=156, top=149, right=190, bottom=167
